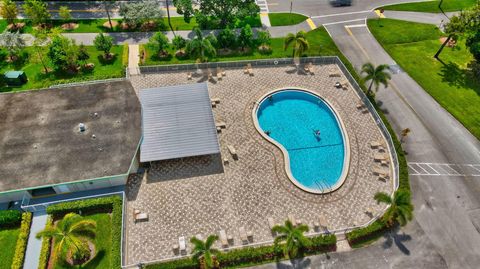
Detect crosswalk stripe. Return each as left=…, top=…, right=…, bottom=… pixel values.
left=408, top=162, right=480, bottom=177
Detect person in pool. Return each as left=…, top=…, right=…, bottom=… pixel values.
left=313, top=129, right=321, bottom=138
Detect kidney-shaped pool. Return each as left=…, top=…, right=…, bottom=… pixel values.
left=254, top=89, right=350, bottom=193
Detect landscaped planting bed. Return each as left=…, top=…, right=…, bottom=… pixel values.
left=40, top=196, right=123, bottom=269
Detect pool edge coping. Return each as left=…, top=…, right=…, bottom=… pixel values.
left=251, top=87, right=351, bottom=194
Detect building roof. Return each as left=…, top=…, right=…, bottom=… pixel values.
left=139, top=82, right=220, bottom=162
left=0, top=80, right=142, bottom=193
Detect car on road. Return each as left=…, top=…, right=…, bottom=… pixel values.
left=330, top=0, right=352, bottom=7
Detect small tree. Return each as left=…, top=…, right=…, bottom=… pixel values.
left=47, top=35, right=79, bottom=72
left=36, top=213, right=96, bottom=265
left=59, top=6, right=72, bottom=22
left=256, top=30, right=271, bottom=47
left=78, top=43, right=90, bottom=66
left=23, top=0, right=51, bottom=26
left=284, top=31, right=309, bottom=58
left=174, top=0, right=194, bottom=23
left=31, top=29, right=50, bottom=73
left=0, top=31, right=25, bottom=62
left=190, top=235, right=220, bottom=268
left=0, top=0, right=18, bottom=28
left=217, top=27, right=237, bottom=49
left=172, top=35, right=187, bottom=51
left=147, top=32, right=170, bottom=57
left=93, top=33, right=114, bottom=59
left=272, top=220, right=310, bottom=258
left=119, top=0, right=164, bottom=29
left=186, top=27, right=216, bottom=62
left=374, top=190, right=413, bottom=227
left=361, top=62, right=391, bottom=95
left=238, top=24, right=253, bottom=51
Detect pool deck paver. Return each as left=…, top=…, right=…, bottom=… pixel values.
left=125, top=64, right=394, bottom=265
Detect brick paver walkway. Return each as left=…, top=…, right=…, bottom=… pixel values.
left=125, top=64, right=394, bottom=265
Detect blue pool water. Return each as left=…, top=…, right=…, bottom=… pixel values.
left=256, top=90, right=346, bottom=192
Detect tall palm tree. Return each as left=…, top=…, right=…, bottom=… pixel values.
left=186, top=27, right=216, bottom=63
left=190, top=235, right=220, bottom=269
left=361, top=63, right=392, bottom=95
left=272, top=220, right=310, bottom=258
left=36, top=213, right=96, bottom=264
left=284, top=31, right=310, bottom=58
left=374, top=190, right=413, bottom=227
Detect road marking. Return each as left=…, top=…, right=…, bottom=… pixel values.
left=306, top=18, right=317, bottom=30
left=345, top=24, right=366, bottom=28
left=374, top=9, right=386, bottom=18
left=323, top=18, right=365, bottom=26
left=255, top=0, right=269, bottom=13
left=344, top=25, right=371, bottom=61
left=408, top=162, right=480, bottom=177
left=311, top=10, right=371, bottom=19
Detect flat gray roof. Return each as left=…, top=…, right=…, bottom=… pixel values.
left=139, top=82, right=220, bottom=162
left=0, top=81, right=142, bottom=193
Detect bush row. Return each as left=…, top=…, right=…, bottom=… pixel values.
left=146, top=234, right=336, bottom=269
left=340, top=56, right=411, bottom=248
left=0, top=210, right=22, bottom=227
left=122, top=42, right=129, bottom=68
left=11, top=212, right=33, bottom=269
left=46, top=195, right=123, bottom=269
left=37, top=216, right=53, bottom=269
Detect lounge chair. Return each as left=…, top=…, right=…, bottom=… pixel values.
left=227, top=145, right=238, bottom=160
left=329, top=69, right=341, bottom=77
left=246, top=63, right=253, bottom=76
left=172, top=244, right=179, bottom=254
left=319, top=215, right=327, bottom=229
left=268, top=217, right=277, bottom=230
left=239, top=227, right=248, bottom=244
left=305, top=62, right=314, bottom=74
left=211, top=98, right=220, bottom=104
left=374, top=153, right=389, bottom=162
left=370, top=140, right=385, bottom=149
left=356, top=103, right=366, bottom=110
left=187, top=72, right=192, bottom=80
left=288, top=214, right=296, bottom=225
left=219, top=230, right=229, bottom=248
left=247, top=230, right=253, bottom=241
left=216, top=121, right=226, bottom=129
left=133, top=209, right=148, bottom=223
left=179, top=236, right=186, bottom=254
left=372, top=166, right=389, bottom=177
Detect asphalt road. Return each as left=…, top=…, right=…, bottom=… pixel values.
left=247, top=14, right=480, bottom=268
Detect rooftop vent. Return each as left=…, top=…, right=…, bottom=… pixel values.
left=79, top=123, right=86, bottom=132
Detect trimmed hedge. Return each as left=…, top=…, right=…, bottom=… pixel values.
left=46, top=195, right=123, bottom=269
left=345, top=219, right=388, bottom=247
left=122, top=42, right=129, bottom=68
left=37, top=216, right=53, bottom=269
left=11, top=212, right=32, bottom=269
left=146, top=234, right=336, bottom=269
left=0, top=210, right=22, bottom=227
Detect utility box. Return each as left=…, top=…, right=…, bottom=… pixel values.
left=4, top=71, right=28, bottom=86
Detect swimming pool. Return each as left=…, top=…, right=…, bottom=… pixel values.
left=254, top=89, right=349, bottom=193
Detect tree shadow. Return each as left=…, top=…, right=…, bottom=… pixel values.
left=438, top=61, right=480, bottom=96
left=382, top=225, right=412, bottom=255
left=274, top=257, right=312, bottom=269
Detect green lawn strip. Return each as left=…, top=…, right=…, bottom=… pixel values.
left=52, top=213, right=112, bottom=269
left=368, top=18, right=480, bottom=139
left=0, top=228, right=20, bottom=269
left=0, top=45, right=125, bottom=92
left=381, top=0, right=477, bottom=13
left=268, top=12, right=308, bottom=26
left=368, top=18, right=443, bottom=45
left=141, top=26, right=342, bottom=66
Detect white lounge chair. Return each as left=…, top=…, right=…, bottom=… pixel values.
left=227, top=145, right=238, bottom=160
left=239, top=227, right=248, bottom=244
left=216, top=121, right=226, bottom=129
left=179, top=236, right=186, bottom=254
left=372, top=166, right=389, bottom=177
left=219, top=230, right=229, bottom=248
left=374, top=153, right=389, bottom=161
left=288, top=214, right=296, bottom=225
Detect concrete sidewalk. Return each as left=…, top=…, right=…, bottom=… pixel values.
left=23, top=211, right=48, bottom=269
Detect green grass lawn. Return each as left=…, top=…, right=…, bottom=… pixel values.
left=0, top=45, right=125, bottom=92
left=0, top=15, right=262, bottom=34
left=268, top=12, right=308, bottom=26
left=382, top=0, right=478, bottom=13
left=142, top=26, right=343, bottom=65
left=52, top=213, right=112, bottom=269
left=368, top=18, right=480, bottom=139
left=0, top=228, right=20, bottom=269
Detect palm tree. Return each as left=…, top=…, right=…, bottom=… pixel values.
left=190, top=235, right=220, bottom=269
left=36, top=213, right=96, bottom=264
left=284, top=31, right=310, bottom=58
left=272, top=220, right=310, bottom=258
left=186, top=27, right=216, bottom=63
left=374, top=190, right=413, bottom=227
left=361, top=62, right=392, bottom=95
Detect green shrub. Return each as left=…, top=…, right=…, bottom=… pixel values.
left=37, top=216, right=52, bottom=269
left=305, top=234, right=337, bottom=253
left=46, top=195, right=123, bottom=269
left=145, top=258, right=199, bottom=269
left=11, top=212, right=32, bottom=269
left=0, top=210, right=22, bottom=227
left=346, top=219, right=387, bottom=247
left=122, top=42, right=129, bottom=67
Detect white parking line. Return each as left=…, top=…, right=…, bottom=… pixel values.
left=408, top=162, right=480, bottom=177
